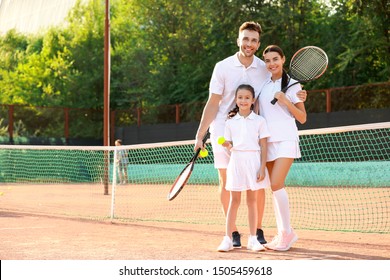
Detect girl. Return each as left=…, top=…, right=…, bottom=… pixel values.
left=217, top=84, right=270, bottom=252
left=259, top=45, right=307, bottom=251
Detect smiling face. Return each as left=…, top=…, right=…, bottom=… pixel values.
left=237, top=29, right=261, bottom=58
left=236, top=87, right=255, bottom=113
left=263, top=50, right=286, bottom=80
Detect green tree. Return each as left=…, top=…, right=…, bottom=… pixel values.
left=64, top=0, right=105, bottom=108
left=0, top=30, right=29, bottom=104
left=117, top=0, right=215, bottom=105
left=0, top=0, right=388, bottom=115
left=332, top=0, right=390, bottom=85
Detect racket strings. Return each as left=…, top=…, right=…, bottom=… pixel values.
left=290, top=48, right=328, bottom=81
left=168, top=164, right=193, bottom=200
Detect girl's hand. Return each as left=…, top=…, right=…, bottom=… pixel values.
left=222, top=141, right=232, bottom=150
left=257, top=169, right=265, bottom=182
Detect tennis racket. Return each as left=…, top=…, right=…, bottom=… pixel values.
left=271, top=46, right=328, bottom=105
left=167, top=130, right=210, bottom=201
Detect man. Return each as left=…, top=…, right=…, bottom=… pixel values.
left=194, top=21, right=306, bottom=248
left=115, top=139, right=129, bottom=184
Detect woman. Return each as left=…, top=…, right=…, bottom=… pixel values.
left=258, top=45, right=307, bottom=251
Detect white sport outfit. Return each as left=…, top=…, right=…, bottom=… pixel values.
left=258, top=77, right=302, bottom=251
left=258, top=77, right=303, bottom=161
left=224, top=112, right=271, bottom=191
left=208, top=53, right=270, bottom=169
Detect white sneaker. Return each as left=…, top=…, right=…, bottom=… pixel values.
left=247, top=235, right=265, bottom=251
left=264, top=234, right=280, bottom=250
left=274, top=229, right=298, bottom=251
left=217, top=236, right=233, bottom=252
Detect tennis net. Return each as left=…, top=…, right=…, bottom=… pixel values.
left=0, top=122, right=389, bottom=233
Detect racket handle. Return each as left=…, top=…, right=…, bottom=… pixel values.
left=202, top=129, right=210, bottom=144
left=270, top=81, right=299, bottom=105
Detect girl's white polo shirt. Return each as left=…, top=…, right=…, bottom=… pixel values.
left=224, top=112, right=270, bottom=151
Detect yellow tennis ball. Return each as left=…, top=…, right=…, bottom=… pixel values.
left=199, top=149, right=208, bottom=158
left=217, top=136, right=225, bottom=145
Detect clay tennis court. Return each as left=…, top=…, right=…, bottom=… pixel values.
left=1, top=183, right=389, bottom=260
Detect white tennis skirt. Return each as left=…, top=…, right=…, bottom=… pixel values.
left=267, top=140, right=301, bottom=162
left=225, top=150, right=270, bottom=192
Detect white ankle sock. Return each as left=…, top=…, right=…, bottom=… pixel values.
left=273, top=188, right=291, bottom=234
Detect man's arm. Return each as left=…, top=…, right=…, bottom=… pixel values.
left=194, top=94, right=222, bottom=150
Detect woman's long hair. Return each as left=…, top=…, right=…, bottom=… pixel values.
left=227, top=84, right=255, bottom=119
left=263, top=45, right=289, bottom=90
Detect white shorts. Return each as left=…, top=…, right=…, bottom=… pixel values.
left=212, top=149, right=230, bottom=169
left=267, top=140, right=301, bottom=162
left=210, top=121, right=230, bottom=169
left=226, top=151, right=270, bottom=191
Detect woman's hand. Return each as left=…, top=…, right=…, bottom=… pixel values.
left=274, top=91, right=289, bottom=106
left=297, top=89, right=307, bottom=102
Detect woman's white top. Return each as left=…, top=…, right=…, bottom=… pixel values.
left=259, top=77, right=302, bottom=142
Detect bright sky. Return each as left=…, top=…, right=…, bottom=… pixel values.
left=0, top=0, right=82, bottom=34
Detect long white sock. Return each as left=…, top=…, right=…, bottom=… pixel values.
left=273, top=188, right=291, bottom=234
left=272, top=195, right=282, bottom=234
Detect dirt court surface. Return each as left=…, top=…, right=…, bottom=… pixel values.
left=1, top=210, right=389, bottom=260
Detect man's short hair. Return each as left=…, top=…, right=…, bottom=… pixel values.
left=239, top=21, right=262, bottom=37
